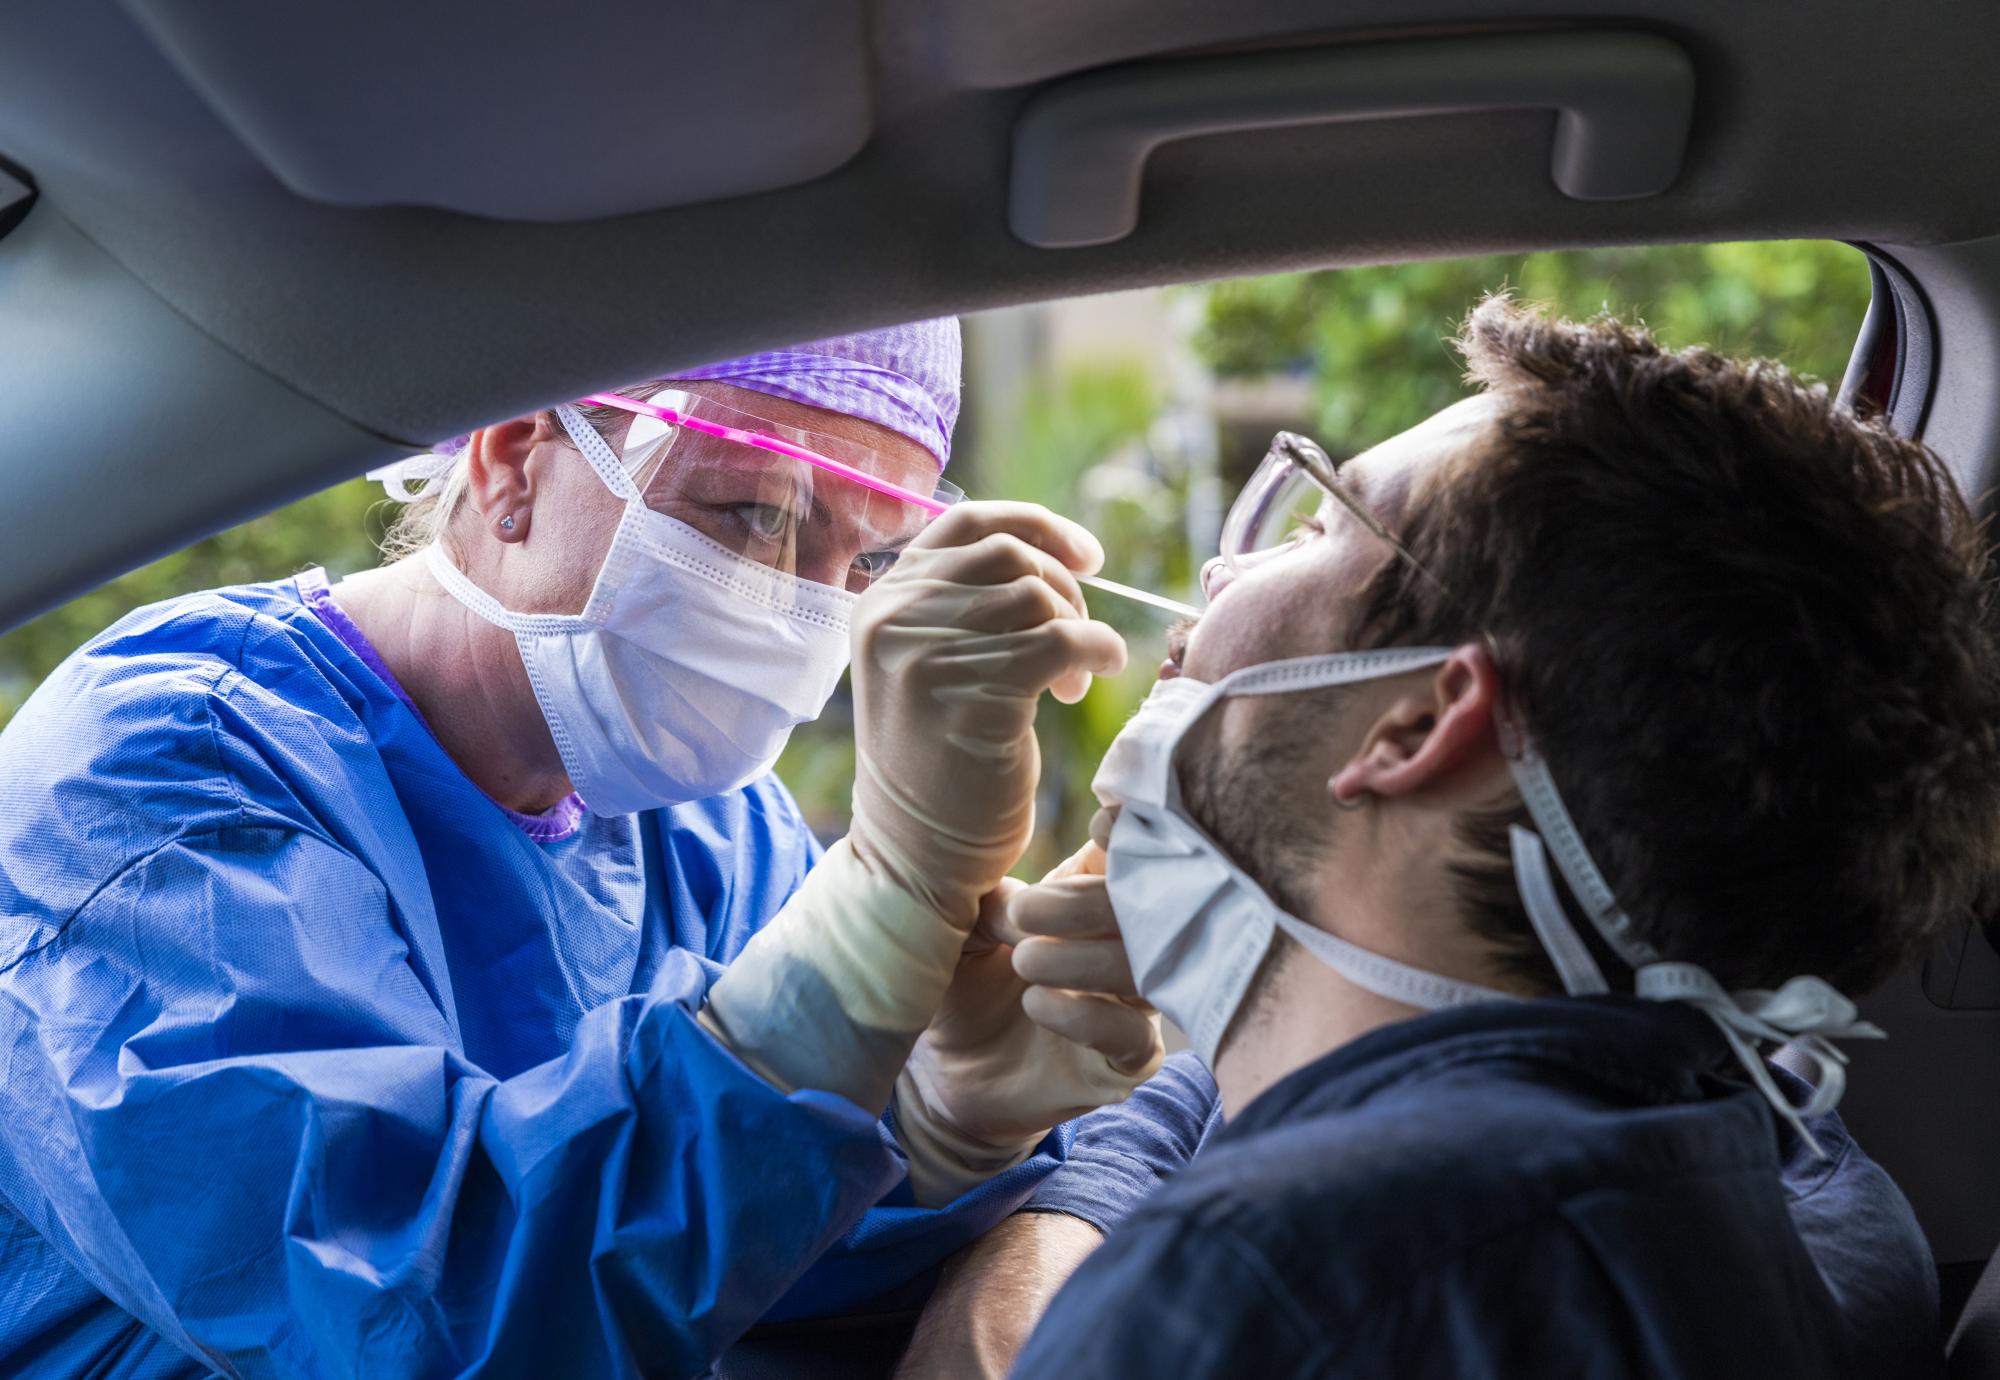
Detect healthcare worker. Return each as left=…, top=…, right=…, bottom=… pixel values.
left=0, top=322, right=1178, bottom=1378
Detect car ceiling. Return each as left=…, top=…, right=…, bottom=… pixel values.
left=3, top=0, right=2000, bottom=624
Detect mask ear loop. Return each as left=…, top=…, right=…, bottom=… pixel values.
left=1508, top=825, right=1609, bottom=996
left=554, top=403, right=647, bottom=504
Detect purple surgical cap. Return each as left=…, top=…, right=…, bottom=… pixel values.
left=435, top=318, right=962, bottom=469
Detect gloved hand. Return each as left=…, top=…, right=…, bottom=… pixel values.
left=845, top=502, right=1126, bottom=925
left=699, top=504, right=1127, bottom=1116
left=895, top=833, right=1165, bottom=1205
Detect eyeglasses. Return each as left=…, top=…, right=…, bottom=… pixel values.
left=577, top=386, right=963, bottom=592
left=1221, top=431, right=1447, bottom=593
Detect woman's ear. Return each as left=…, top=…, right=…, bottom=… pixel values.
left=1329, top=642, right=1501, bottom=807
left=462, top=417, right=542, bottom=544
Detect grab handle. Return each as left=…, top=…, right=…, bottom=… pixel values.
left=1009, top=31, right=1695, bottom=248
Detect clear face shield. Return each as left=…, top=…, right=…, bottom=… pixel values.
left=578, top=385, right=964, bottom=593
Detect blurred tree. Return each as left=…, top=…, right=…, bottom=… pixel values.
left=0, top=478, right=386, bottom=720
left=1195, top=241, right=1869, bottom=457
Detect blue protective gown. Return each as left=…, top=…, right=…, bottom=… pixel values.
left=0, top=572, right=1167, bottom=1379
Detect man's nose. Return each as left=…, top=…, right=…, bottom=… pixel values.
left=1200, top=556, right=1237, bottom=602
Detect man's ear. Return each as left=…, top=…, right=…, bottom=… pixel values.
left=462, top=416, right=543, bottom=544
left=1330, top=642, right=1500, bottom=806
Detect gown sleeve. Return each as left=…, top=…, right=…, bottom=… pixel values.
left=713, top=790, right=1219, bottom=1321
left=755, top=1051, right=1219, bottom=1323
left=0, top=821, right=904, bottom=1379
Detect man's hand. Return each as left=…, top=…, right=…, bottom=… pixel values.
left=894, top=838, right=1164, bottom=1205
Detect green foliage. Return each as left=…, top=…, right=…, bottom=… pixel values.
left=1195, top=240, right=1869, bottom=454
left=0, top=479, right=388, bottom=721
left=997, top=362, right=1160, bottom=516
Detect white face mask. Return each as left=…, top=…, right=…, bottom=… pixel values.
left=1092, top=647, right=1513, bottom=1064
left=426, top=404, right=856, bottom=815
left=1096, top=645, right=1883, bottom=1157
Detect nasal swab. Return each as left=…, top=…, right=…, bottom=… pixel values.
left=1076, top=573, right=1201, bottom=619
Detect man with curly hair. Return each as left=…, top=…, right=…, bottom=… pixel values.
left=1008, top=297, right=2000, bottom=1378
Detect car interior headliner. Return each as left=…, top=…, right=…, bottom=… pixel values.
left=7, top=1, right=1997, bottom=451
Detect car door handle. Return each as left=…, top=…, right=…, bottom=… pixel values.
left=1008, top=30, right=1696, bottom=249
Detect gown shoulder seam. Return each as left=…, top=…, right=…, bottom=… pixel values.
left=0, top=819, right=326, bottom=979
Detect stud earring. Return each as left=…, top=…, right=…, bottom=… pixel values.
left=500, top=514, right=516, bottom=531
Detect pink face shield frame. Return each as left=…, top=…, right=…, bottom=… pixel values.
left=580, top=391, right=957, bottom=517
left=578, top=390, right=1204, bottom=618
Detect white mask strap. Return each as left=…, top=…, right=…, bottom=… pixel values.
left=1144, top=647, right=1459, bottom=818
left=1215, top=646, right=1457, bottom=700
left=554, top=402, right=647, bottom=503
left=1508, top=825, right=1609, bottom=996
left=1636, top=963, right=1884, bottom=1158
left=373, top=404, right=640, bottom=510
left=423, top=543, right=602, bottom=637
left=425, top=544, right=513, bottom=629
left=1498, top=717, right=1882, bottom=1161
left=367, top=452, right=457, bottom=503
left=1499, top=727, right=1660, bottom=969
left=1268, top=907, right=1516, bottom=1010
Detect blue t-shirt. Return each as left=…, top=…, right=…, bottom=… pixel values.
left=0, top=573, right=1214, bottom=1378
left=1017, top=996, right=1941, bottom=1379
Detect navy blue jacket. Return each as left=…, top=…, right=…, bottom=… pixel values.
left=1016, top=997, right=1941, bottom=1379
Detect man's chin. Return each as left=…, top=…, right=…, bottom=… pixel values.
left=1180, top=722, right=1333, bottom=922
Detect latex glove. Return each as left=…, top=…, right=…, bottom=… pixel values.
left=699, top=503, right=1127, bottom=1116
left=846, top=502, right=1127, bottom=926
left=895, top=836, right=1165, bottom=1205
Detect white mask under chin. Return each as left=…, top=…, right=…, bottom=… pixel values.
left=424, top=404, right=855, bottom=815
left=1093, top=647, right=1508, bottom=1064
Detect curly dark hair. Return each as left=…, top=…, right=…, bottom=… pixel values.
left=1353, top=294, right=2000, bottom=995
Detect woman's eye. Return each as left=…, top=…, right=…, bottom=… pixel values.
left=843, top=549, right=901, bottom=592
left=726, top=503, right=796, bottom=540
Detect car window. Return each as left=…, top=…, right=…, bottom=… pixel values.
left=784, top=240, right=1870, bottom=874
left=0, top=240, right=1871, bottom=882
